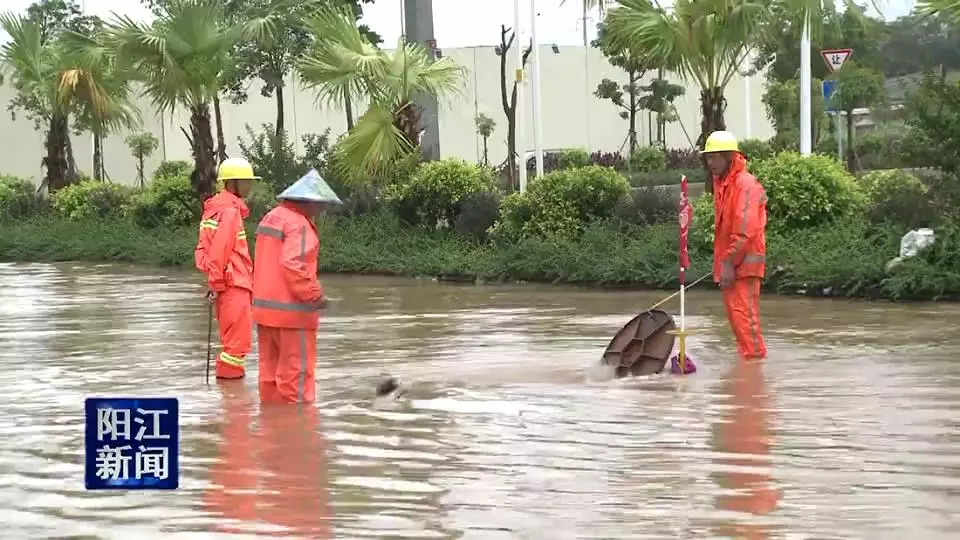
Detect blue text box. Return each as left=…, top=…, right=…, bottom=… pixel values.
left=84, top=397, right=179, bottom=490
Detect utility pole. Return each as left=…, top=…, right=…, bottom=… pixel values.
left=404, top=0, right=441, bottom=161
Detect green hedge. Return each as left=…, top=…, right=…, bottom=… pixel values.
left=2, top=149, right=959, bottom=301
left=2, top=211, right=957, bottom=300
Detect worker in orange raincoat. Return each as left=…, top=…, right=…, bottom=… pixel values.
left=702, top=131, right=768, bottom=361
left=252, top=169, right=342, bottom=404
left=203, top=384, right=332, bottom=536
left=194, top=157, right=259, bottom=379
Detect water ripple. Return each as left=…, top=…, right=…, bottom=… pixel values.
left=0, top=262, right=959, bottom=538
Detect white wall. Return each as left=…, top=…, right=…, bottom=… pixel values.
left=0, top=45, right=772, bottom=186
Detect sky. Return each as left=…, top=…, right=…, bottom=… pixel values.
left=0, top=0, right=918, bottom=47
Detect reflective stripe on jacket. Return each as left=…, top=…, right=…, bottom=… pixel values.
left=712, top=153, right=767, bottom=281
left=251, top=203, right=325, bottom=329
left=194, top=190, right=253, bottom=292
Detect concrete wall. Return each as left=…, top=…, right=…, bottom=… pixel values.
left=0, top=45, right=772, bottom=186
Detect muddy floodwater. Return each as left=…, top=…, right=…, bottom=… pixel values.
left=1, top=262, right=959, bottom=539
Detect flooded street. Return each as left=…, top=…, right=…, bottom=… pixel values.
left=1, top=261, right=959, bottom=539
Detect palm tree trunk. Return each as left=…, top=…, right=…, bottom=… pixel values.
left=137, top=152, right=145, bottom=188
left=190, top=104, right=217, bottom=201
left=93, top=133, right=103, bottom=181
left=344, top=94, right=355, bottom=130
left=275, top=87, right=285, bottom=138
left=214, top=96, right=227, bottom=162
left=482, top=136, right=489, bottom=166
left=628, top=69, right=638, bottom=155
left=44, top=114, right=70, bottom=193
left=699, top=86, right=727, bottom=194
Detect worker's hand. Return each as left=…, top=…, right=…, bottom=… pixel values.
left=314, top=297, right=328, bottom=309
left=205, top=290, right=217, bottom=304
left=719, top=262, right=735, bottom=290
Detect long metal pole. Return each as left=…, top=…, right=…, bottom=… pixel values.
left=583, top=3, right=591, bottom=151
left=530, top=0, right=545, bottom=177
left=799, top=14, right=812, bottom=155
left=515, top=0, right=528, bottom=192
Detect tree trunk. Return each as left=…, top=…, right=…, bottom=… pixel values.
left=190, top=104, right=217, bottom=201
left=628, top=70, right=638, bottom=155
left=845, top=109, right=855, bottom=172
left=482, top=136, right=489, bottom=166
left=344, top=94, right=355, bottom=130
left=275, top=86, right=285, bottom=138
left=44, top=114, right=70, bottom=193
left=656, top=67, right=664, bottom=144
left=698, top=86, right=727, bottom=194
left=214, top=96, right=227, bottom=162
left=93, top=133, right=103, bottom=181
left=137, top=152, right=145, bottom=188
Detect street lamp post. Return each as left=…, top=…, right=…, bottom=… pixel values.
left=799, top=13, right=812, bottom=155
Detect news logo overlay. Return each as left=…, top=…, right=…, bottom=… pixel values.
left=84, top=398, right=179, bottom=490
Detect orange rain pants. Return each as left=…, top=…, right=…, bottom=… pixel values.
left=257, top=326, right=317, bottom=404
left=713, top=153, right=768, bottom=361
left=723, top=278, right=767, bottom=361
left=713, top=362, right=780, bottom=539
left=204, top=385, right=331, bottom=537
left=213, top=288, right=252, bottom=379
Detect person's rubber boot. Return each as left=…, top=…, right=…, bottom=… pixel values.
left=215, top=354, right=246, bottom=380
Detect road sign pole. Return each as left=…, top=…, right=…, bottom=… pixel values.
left=836, top=113, right=843, bottom=162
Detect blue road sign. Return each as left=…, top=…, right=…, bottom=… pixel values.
left=85, top=397, right=179, bottom=490
left=822, top=80, right=839, bottom=113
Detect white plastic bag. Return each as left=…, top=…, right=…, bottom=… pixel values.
left=899, top=228, right=936, bottom=258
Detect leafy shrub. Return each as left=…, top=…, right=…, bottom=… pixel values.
left=152, top=160, right=193, bottom=181
left=237, top=123, right=333, bottom=194
left=129, top=174, right=201, bottom=229
left=859, top=169, right=932, bottom=229
left=689, top=193, right=716, bottom=253
left=0, top=174, right=41, bottom=220
left=612, top=186, right=676, bottom=226
left=914, top=169, right=960, bottom=219
left=51, top=180, right=133, bottom=220
left=590, top=150, right=626, bottom=171
left=738, top=138, right=775, bottom=161
left=665, top=147, right=701, bottom=169
left=902, top=74, right=960, bottom=173
left=492, top=165, right=631, bottom=241
left=245, top=182, right=277, bottom=222
left=751, top=152, right=865, bottom=232
left=558, top=148, right=591, bottom=170
left=629, top=168, right=705, bottom=187
left=383, top=158, right=496, bottom=228
left=454, top=191, right=502, bottom=239
left=629, top=146, right=666, bottom=172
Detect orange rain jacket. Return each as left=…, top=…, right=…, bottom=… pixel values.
left=252, top=202, right=325, bottom=330
left=194, top=190, right=254, bottom=292
left=712, top=153, right=768, bottom=283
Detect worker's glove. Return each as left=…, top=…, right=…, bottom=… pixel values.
left=314, top=297, right=328, bottom=309
left=205, top=290, right=217, bottom=304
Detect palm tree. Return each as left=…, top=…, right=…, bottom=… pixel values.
left=918, top=0, right=960, bottom=23
left=62, top=27, right=141, bottom=181
left=604, top=0, right=765, bottom=151
left=297, top=5, right=467, bottom=180
left=102, top=0, right=277, bottom=200
left=0, top=13, right=114, bottom=193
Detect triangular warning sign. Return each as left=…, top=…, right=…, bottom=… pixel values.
left=821, top=48, right=853, bottom=73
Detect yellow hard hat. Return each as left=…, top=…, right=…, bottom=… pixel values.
left=701, top=130, right=739, bottom=154
left=217, top=157, right=260, bottom=182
